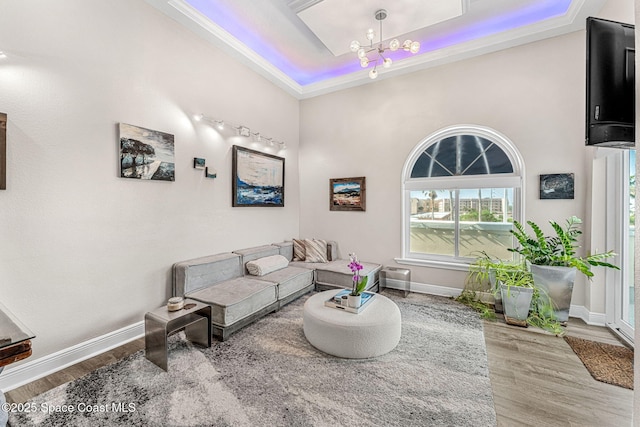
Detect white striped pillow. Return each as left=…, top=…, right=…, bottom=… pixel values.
left=293, top=238, right=306, bottom=261
left=304, top=239, right=328, bottom=263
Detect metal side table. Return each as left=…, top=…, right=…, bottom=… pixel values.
left=0, top=302, right=35, bottom=427
left=144, top=299, right=211, bottom=371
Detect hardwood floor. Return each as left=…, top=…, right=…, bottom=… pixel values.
left=6, top=316, right=634, bottom=426
left=5, top=338, right=145, bottom=405
left=484, top=318, right=633, bottom=427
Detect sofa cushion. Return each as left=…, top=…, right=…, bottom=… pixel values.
left=273, top=241, right=294, bottom=261
left=315, top=259, right=382, bottom=291
left=292, top=239, right=306, bottom=261
left=304, top=239, right=328, bottom=263
left=234, top=245, right=280, bottom=274
left=258, top=266, right=314, bottom=299
left=246, top=255, right=289, bottom=276
left=326, top=241, right=338, bottom=261
left=173, top=253, right=242, bottom=295
left=187, top=277, right=277, bottom=327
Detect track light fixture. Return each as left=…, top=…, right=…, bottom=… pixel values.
left=194, top=113, right=286, bottom=150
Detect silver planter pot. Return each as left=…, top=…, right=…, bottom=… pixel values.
left=530, top=264, right=576, bottom=323
left=488, top=269, right=503, bottom=313
left=499, top=283, right=533, bottom=327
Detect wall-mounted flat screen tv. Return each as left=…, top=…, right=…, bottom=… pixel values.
left=586, top=17, right=635, bottom=148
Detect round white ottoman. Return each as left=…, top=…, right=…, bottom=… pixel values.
left=303, top=290, right=401, bottom=359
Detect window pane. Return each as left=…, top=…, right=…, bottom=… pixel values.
left=463, top=144, right=514, bottom=175
left=426, top=140, right=457, bottom=174
left=458, top=188, right=514, bottom=259
left=624, top=150, right=635, bottom=326
left=411, top=152, right=451, bottom=178
left=409, top=190, right=455, bottom=256
left=411, top=134, right=514, bottom=178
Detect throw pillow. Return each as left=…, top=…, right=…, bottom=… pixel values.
left=292, top=238, right=306, bottom=261
left=246, top=255, right=289, bottom=276
left=304, top=239, right=328, bottom=263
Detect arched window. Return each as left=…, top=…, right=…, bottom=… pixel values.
left=400, top=125, right=524, bottom=268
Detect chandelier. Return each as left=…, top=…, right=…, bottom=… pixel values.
left=349, top=9, right=421, bottom=79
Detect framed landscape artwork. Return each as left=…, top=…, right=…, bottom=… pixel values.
left=330, top=177, right=366, bottom=211
left=232, top=145, right=284, bottom=207
left=540, top=173, right=574, bottom=199
left=119, top=123, right=175, bottom=181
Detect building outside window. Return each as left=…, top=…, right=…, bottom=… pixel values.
left=401, top=125, right=524, bottom=267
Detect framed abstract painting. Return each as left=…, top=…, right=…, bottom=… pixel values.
left=540, top=173, right=574, bottom=199
left=232, top=145, right=284, bottom=207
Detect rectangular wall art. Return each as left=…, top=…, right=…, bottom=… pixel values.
left=0, top=112, right=6, bottom=190
left=330, top=177, right=366, bottom=211
left=232, top=145, right=284, bottom=207
left=193, top=158, right=206, bottom=169
left=540, top=173, right=574, bottom=199
left=119, top=123, right=175, bottom=181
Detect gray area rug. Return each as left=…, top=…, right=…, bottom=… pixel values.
left=9, top=291, right=496, bottom=426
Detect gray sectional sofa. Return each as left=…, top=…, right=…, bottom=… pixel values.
left=172, top=241, right=381, bottom=341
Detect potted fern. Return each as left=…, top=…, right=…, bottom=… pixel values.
left=509, top=216, right=619, bottom=322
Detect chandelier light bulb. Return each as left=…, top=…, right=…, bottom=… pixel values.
left=194, top=113, right=204, bottom=122
left=366, top=28, right=375, bottom=41
left=216, top=120, right=224, bottom=130
left=349, top=10, right=420, bottom=79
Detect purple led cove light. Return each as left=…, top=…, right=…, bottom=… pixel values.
left=186, top=0, right=572, bottom=86
left=420, top=0, right=573, bottom=53
left=185, top=0, right=306, bottom=81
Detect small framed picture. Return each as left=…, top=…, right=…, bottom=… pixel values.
left=330, top=177, right=366, bottom=211
left=540, top=173, right=574, bottom=199
left=205, top=167, right=217, bottom=179
left=194, top=158, right=206, bottom=169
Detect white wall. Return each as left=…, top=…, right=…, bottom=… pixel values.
left=0, top=0, right=300, bottom=360
left=299, top=1, right=634, bottom=311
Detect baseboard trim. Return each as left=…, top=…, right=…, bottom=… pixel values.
left=570, top=305, right=606, bottom=326
left=388, top=281, right=606, bottom=326
left=384, top=281, right=462, bottom=298
left=0, top=322, right=144, bottom=393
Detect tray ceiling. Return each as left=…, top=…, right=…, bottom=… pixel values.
left=146, top=0, right=606, bottom=99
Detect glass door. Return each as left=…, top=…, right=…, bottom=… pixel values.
left=613, top=150, right=635, bottom=342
